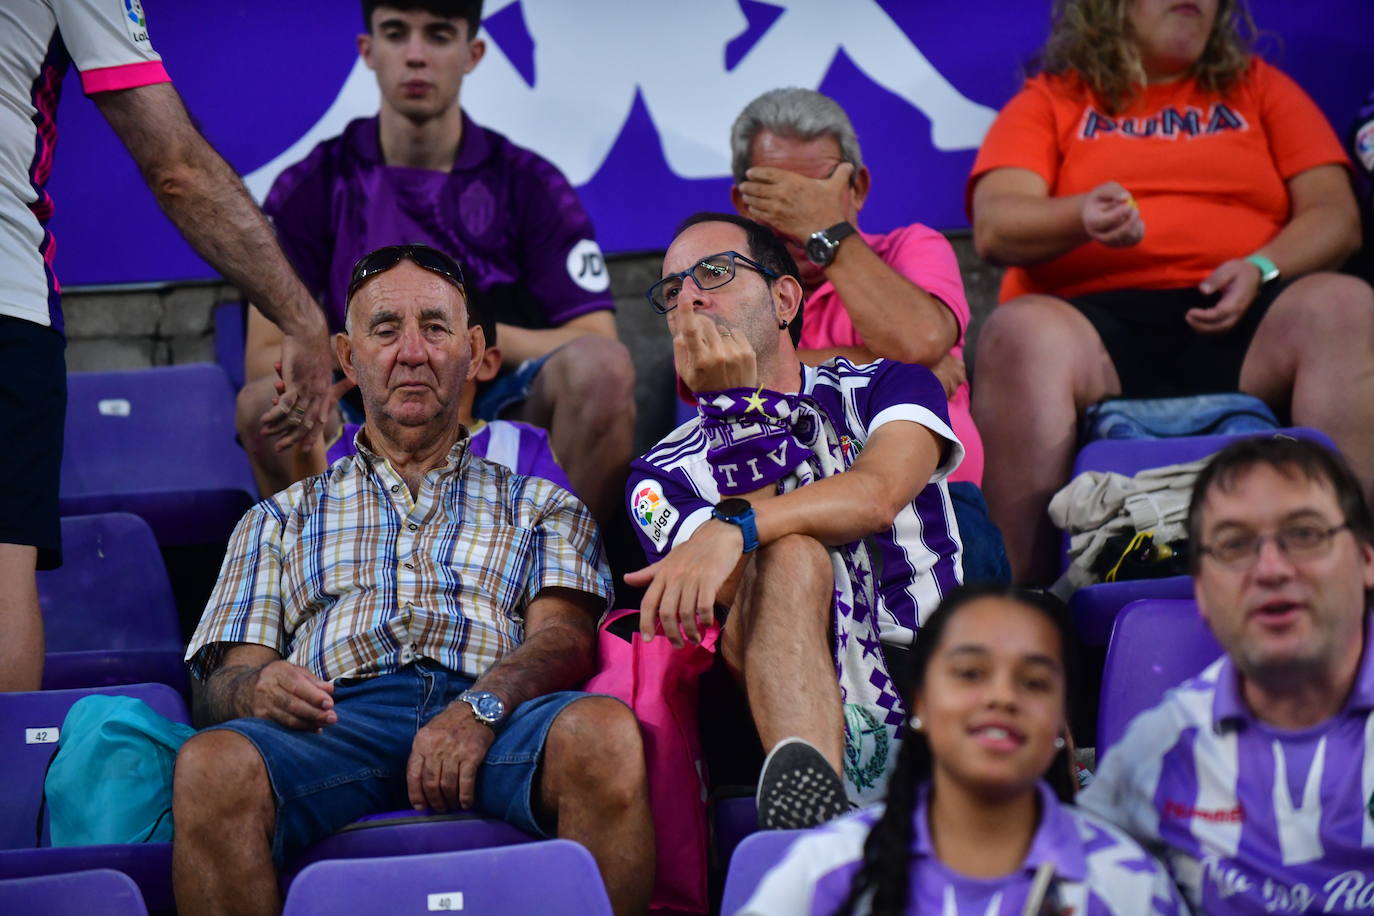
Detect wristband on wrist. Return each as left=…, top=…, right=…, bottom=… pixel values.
left=1245, top=253, right=1280, bottom=285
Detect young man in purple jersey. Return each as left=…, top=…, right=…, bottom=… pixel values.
left=1083, top=437, right=1374, bottom=914
left=238, top=0, right=634, bottom=524
left=625, top=213, right=965, bottom=827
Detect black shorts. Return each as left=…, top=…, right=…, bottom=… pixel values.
left=1067, top=282, right=1289, bottom=399
left=0, top=315, right=66, bottom=569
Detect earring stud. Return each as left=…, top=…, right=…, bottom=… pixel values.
left=909, top=715, right=923, bottom=731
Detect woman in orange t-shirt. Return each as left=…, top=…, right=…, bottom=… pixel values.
left=966, top=0, right=1374, bottom=584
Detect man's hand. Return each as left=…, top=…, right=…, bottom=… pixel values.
left=1189, top=259, right=1262, bottom=334
left=930, top=351, right=965, bottom=399
left=624, top=519, right=746, bottom=648
left=250, top=660, right=336, bottom=731
left=407, top=702, right=497, bottom=812
left=1081, top=181, right=1145, bottom=248
left=673, top=304, right=758, bottom=394
left=259, top=317, right=333, bottom=451
left=736, top=162, right=854, bottom=242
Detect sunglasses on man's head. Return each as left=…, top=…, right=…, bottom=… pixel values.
left=346, top=244, right=467, bottom=302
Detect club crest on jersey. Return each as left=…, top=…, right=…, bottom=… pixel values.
left=842, top=703, right=889, bottom=791
left=632, top=480, right=677, bottom=550
left=839, top=435, right=862, bottom=463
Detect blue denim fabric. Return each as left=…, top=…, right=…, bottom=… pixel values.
left=473, top=350, right=557, bottom=421
left=207, top=661, right=594, bottom=866
left=949, top=482, right=1011, bottom=585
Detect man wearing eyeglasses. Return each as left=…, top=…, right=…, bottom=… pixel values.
left=1082, top=437, right=1374, bottom=914
left=176, top=245, right=652, bottom=916
left=626, top=212, right=965, bottom=828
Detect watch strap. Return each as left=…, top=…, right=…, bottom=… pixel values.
left=823, top=221, right=857, bottom=245
left=1245, top=253, right=1280, bottom=285
left=711, top=500, right=760, bottom=553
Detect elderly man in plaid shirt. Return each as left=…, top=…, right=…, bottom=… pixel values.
left=172, top=245, right=653, bottom=916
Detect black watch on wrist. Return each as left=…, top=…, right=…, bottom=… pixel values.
left=711, top=497, right=759, bottom=553
left=805, top=221, right=857, bottom=267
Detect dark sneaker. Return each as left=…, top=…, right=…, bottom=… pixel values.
left=756, top=736, right=848, bottom=830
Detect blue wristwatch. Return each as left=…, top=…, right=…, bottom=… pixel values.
left=711, top=497, right=759, bottom=553
left=458, top=689, right=506, bottom=726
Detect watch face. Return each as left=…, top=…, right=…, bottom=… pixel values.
left=805, top=234, right=835, bottom=266
left=715, top=497, right=751, bottom=519
left=467, top=692, right=504, bottom=722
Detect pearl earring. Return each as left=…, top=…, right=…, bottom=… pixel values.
left=1053, top=737, right=1066, bottom=750
left=908, top=715, right=923, bottom=731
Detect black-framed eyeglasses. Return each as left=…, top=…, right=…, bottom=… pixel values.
left=346, top=244, right=467, bottom=303
left=1198, top=522, right=1350, bottom=568
left=644, top=250, right=778, bottom=315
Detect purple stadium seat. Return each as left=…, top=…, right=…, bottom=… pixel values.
left=0, top=868, right=148, bottom=915
left=60, top=363, right=256, bottom=546
left=213, top=301, right=247, bottom=391
left=281, top=840, right=613, bottom=916
left=0, top=683, right=189, bottom=851
left=713, top=795, right=758, bottom=873
left=720, top=828, right=807, bottom=915
left=1061, top=426, right=1338, bottom=643
left=0, top=845, right=171, bottom=914
left=37, top=514, right=185, bottom=694
left=281, top=810, right=534, bottom=890
left=1097, top=598, right=1223, bottom=755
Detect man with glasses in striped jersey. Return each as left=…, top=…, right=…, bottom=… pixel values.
left=1083, top=437, right=1374, bottom=914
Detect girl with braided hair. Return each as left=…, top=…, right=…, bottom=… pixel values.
left=739, top=584, right=1184, bottom=915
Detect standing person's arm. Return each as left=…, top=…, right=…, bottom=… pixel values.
left=91, top=82, right=332, bottom=446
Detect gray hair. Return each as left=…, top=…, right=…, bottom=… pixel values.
left=729, top=88, right=864, bottom=186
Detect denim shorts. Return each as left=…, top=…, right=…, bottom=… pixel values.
left=206, top=660, right=601, bottom=866
left=472, top=350, right=557, bottom=421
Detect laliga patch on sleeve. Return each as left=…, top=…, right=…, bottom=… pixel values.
left=125, top=0, right=153, bottom=47
left=631, top=479, right=678, bottom=550
left=566, top=239, right=610, bottom=293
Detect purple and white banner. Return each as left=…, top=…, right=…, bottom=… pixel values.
left=46, top=0, right=1374, bottom=286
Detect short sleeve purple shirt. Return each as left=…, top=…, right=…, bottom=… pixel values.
left=262, top=113, right=613, bottom=333
left=1082, top=621, right=1374, bottom=914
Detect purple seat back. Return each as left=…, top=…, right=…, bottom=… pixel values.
left=281, top=811, right=532, bottom=889
left=0, top=868, right=147, bottom=915
left=720, top=829, right=807, bottom=915
left=0, top=845, right=171, bottom=913
left=37, top=514, right=185, bottom=693
left=713, top=795, right=758, bottom=875
left=282, top=840, right=613, bottom=916
left=0, top=684, right=189, bottom=850
left=1098, top=598, right=1223, bottom=755
left=214, top=301, right=247, bottom=391
left=60, top=364, right=256, bottom=546
left=1062, top=426, right=1338, bottom=573
left=1068, top=575, right=1196, bottom=647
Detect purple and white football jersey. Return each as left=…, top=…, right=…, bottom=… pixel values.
left=627, top=358, right=965, bottom=647
left=740, top=781, right=1185, bottom=915
left=1081, top=624, right=1374, bottom=914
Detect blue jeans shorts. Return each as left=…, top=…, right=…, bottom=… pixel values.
left=207, top=660, right=602, bottom=866
left=473, top=350, right=557, bottom=421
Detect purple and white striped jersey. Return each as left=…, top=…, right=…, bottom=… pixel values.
left=740, top=781, right=1185, bottom=915
left=1081, top=625, right=1374, bottom=915
left=627, top=358, right=965, bottom=646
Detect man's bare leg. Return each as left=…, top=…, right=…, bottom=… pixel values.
left=539, top=696, right=654, bottom=916
left=972, top=295, right=1121, bottom=584
left=1240, top=273, right=1374, bottom=502
left=513, top=335, right=635, bottom=523
left=0, top=544, right=42, bottom=691
left=722, top=533, right=843, bottom=772
left=173, top=729, right=281, bottom=916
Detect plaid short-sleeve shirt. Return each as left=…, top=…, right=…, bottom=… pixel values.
left=186, top=433, right=612, bottom=682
